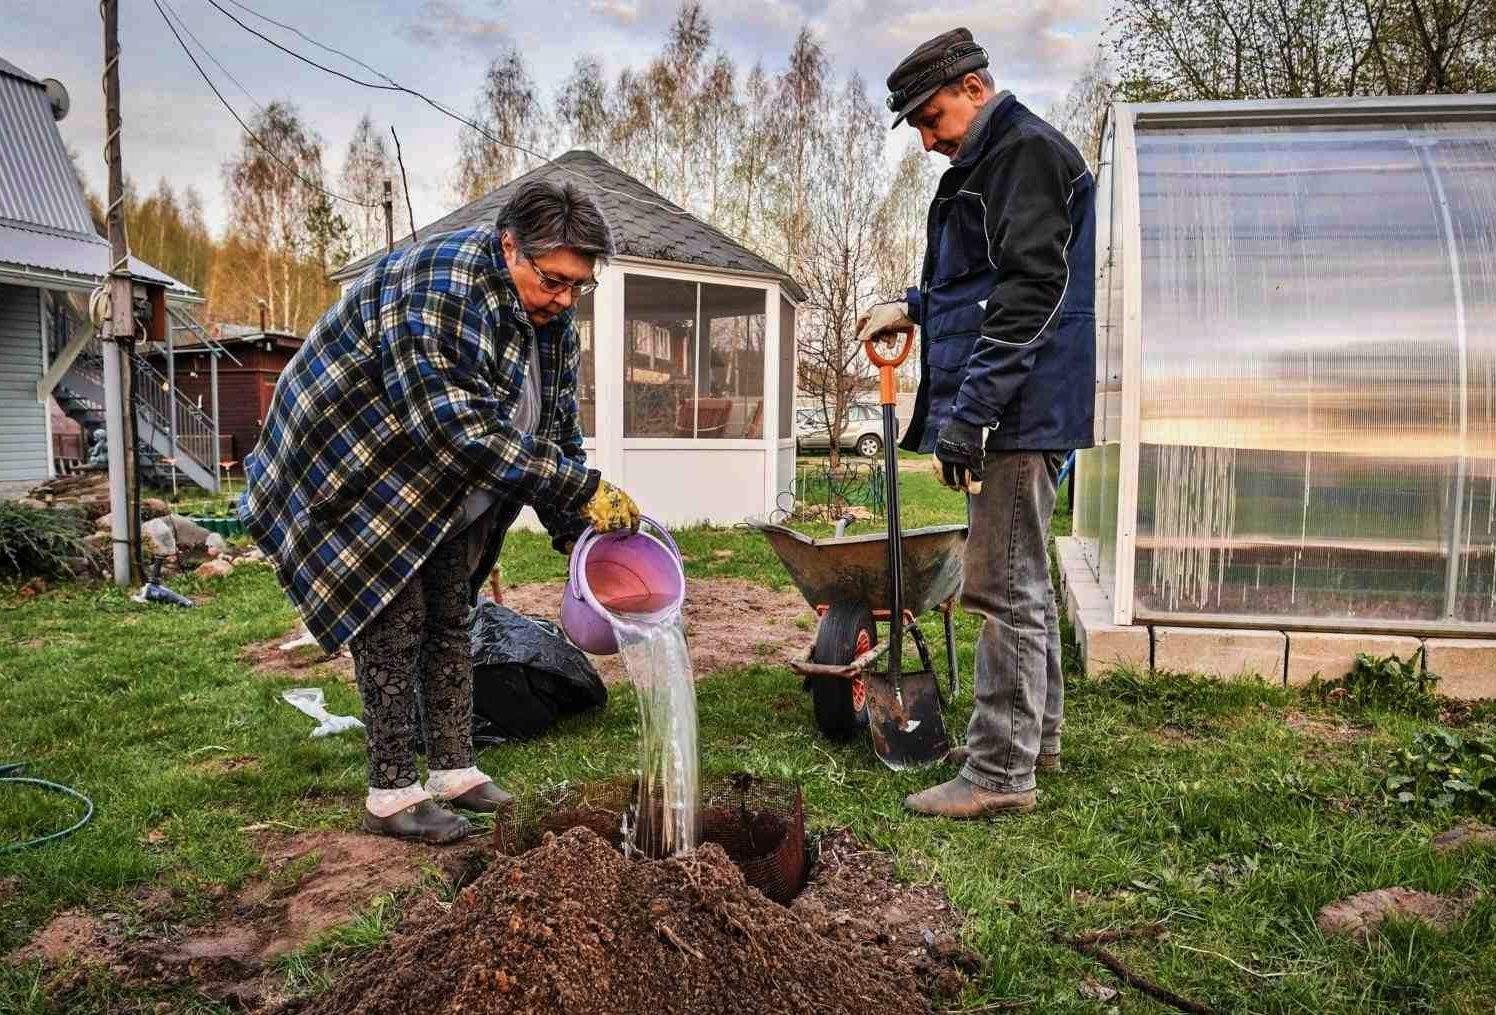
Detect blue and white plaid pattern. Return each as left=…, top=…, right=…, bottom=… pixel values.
left=240, top=226, right=597, bottom=651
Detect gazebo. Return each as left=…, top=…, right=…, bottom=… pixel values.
left=332, top=150, right=804, bottom=527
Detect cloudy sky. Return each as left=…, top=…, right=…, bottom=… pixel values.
left=10, top=0, right=1105, bottom=235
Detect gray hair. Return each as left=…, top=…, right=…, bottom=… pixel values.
left=941, top=67, right=995, bottom=94
left=495, top=178, right=614, bottom=263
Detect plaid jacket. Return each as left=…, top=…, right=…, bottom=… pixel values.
left=240, top=226, right=599, bottom=651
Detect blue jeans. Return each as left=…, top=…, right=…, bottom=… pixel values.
left=959, top=451, right=1066, bottom=794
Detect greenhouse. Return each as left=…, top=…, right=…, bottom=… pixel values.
left=1073, top=94, right=1496, bottom=639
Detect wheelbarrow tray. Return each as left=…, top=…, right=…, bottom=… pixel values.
left=750, top=522, right=967, bottom=617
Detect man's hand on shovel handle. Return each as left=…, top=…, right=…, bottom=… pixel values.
left=855, top=301, right=913, bottom=345
left=934, top=419, right=985, bottom=494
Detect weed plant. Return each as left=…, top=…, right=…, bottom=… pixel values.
left=1307, top=650, right=1440, bottom=720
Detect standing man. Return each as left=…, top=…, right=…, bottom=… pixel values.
left=243, top=179, right=640, bottom=844
left=858, top=28, right=1096, bottom=818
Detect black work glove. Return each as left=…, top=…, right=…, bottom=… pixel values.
left=933, top=418, right=985, bottom=493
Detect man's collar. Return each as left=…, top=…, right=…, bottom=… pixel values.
left=953, top=90, right=1015, bottom=167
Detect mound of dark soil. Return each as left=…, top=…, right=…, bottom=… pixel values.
left=286, top=827, right=936, bottom=1015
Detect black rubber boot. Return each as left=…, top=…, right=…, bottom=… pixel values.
left=448, top=781, right=514, bottom=813
left=362, top=799, right=471, bottom=844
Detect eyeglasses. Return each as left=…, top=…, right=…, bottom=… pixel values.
left=526, top=257, right=598, bottom=297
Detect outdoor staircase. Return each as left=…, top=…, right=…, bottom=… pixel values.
left=60, top=336, right=221, bottom=493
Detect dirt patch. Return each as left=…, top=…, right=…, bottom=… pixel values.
left=500, top=577, right=814, bottom=683
left=12, top=829, right=484, bottom=1010
left=240, top=578, right=814, bottom=686
left=791, top=828, right=979, bottom=999
left=1315, top=887, right=1470, bottom=941
left=240, top=634, right=352, bottom=683
left=280, top=826, right=964, bottom=1015
left=10, top=911, right=121, bottom=968
left=1283, top=710, right=1367, bottom=745
left=1432, top=821, right=1496, bottom=855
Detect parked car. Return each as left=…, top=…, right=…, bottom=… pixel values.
left=796, top=403, right=884, bottom=458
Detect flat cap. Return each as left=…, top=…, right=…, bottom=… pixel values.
left=885, top=27, right=989, bottom=128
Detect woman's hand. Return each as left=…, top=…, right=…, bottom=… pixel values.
left=581, top=480, right=641, bottom=533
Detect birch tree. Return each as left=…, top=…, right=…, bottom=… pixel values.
left=455, top=44, right=552, bottom=201
left=340, top=113, right=408, bottom=256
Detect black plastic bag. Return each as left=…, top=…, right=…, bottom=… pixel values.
left=467, top=600, right=607, bottom=743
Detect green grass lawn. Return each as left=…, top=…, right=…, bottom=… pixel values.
left=2, top=471, right=1492, bottom=1013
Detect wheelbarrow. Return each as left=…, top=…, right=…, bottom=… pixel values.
left=752, top=328, right=966, bottom=769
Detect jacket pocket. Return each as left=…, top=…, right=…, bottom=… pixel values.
left=931, top=194, right=990, bottom=284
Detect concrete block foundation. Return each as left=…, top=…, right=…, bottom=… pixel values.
left=1052, top=537, right=1492, bottom=695
left=1284, top=631, right=1423, bottom=687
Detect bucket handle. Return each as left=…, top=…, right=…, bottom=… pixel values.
left=566, top=516, right=681, bottom=601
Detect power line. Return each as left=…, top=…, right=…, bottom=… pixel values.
left=152, top=0, right=378, bottom=208
left=159, top=0, right=259, bottom=111
left=201, top=0, right=698, bottom=220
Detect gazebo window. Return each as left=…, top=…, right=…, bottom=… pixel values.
left=623, top=273, right=766, bottom=439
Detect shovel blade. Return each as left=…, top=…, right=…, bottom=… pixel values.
left=862, top=669, right=949, bottom=770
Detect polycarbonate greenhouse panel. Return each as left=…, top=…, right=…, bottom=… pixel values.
left=1430, top=131, right=1496, bottom=624
left=1127, top=119, right=1496, bottom=630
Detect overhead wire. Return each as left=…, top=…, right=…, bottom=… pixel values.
left=199, top=0, right=699, bottom=220
left=152, top=0, right=379, bottom=208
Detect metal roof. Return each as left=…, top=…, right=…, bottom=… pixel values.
left=0, top=220, right=194, bottom=295
left=333, top=149, right=804, bottom=301
left=0, top=66, right=95, bottom=235
left=0, top=57, right=40, bottom=84
left=0, top=56, right=195, bottom=298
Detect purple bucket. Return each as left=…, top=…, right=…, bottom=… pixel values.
left=560, top=517, right=684, bottom=655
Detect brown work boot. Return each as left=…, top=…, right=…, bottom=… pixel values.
left=448, top=780, right=514, bottom=813
left=903, top=776, right=1036, bottom=818
left=362, top=799, right=471, bottom=844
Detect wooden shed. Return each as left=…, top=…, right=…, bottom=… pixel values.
left=149, top=327, right=303, bottom=473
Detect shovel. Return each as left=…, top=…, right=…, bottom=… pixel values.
left=861, top=328, right=950, bottom=770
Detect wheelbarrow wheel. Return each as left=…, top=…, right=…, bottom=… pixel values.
left=809, top=601, right=874, bottom=739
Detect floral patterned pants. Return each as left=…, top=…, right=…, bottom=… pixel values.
left=349, top=537, right=474, bottom=789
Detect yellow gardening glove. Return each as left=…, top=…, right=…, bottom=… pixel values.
left=582, top=479, right=641, bottom=534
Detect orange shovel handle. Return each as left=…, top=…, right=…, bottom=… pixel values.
left=864, top=326, right=915, bottom=407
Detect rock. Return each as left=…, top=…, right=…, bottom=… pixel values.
left=1431, top=822, right=1496, bottom=855
left=1315, top=888, right=1468, bottom=941
left=83, top=532, right=111, bottom=552
left=243, top=546, right=266, bottom=562
left=95, top=512, right=112, bottom=532
left=141, top=498, right=170, bottom=519
left=205, top=532, right=228, bottom=555
left=194, top=558, right=235, bottom=579
left=140, top=514, right=213, bottom=556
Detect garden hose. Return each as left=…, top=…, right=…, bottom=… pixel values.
left=0, top=762, right=95, bottom=853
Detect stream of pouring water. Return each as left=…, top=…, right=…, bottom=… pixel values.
left=610, top=610, right=698, bottom=857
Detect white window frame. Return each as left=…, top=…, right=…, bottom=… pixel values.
left=612, top=258, right=778, bottom=450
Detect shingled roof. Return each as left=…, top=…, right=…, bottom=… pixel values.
left=331, top=149, right=803, bottom=301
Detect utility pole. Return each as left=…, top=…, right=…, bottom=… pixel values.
left=383, top=179, right=394, bottom=252
left=101, top=0, right=140, bottom=585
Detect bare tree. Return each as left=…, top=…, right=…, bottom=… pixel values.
left=554, top=55, right=611, bottom=153
left=728, top=63, right=776, bottom=248
left=223, top=100, right=330, bottom=330
left=798, top=76, right=883, bottom=471
left=340, top=113, right=408, bottom=256
left=772, top=28, right=828, bottom=275
left=1046, top=49, right=1114, bottom=165
left=1110, top=0, right=1496, bottom=100
left=455, top=44, right=552, bottom=202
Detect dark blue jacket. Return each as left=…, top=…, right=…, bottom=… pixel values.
left=901, top=95, right=1096, bottom=454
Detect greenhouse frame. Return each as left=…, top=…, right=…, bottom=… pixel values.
left=1074, top=94, right=1496, bottom=638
